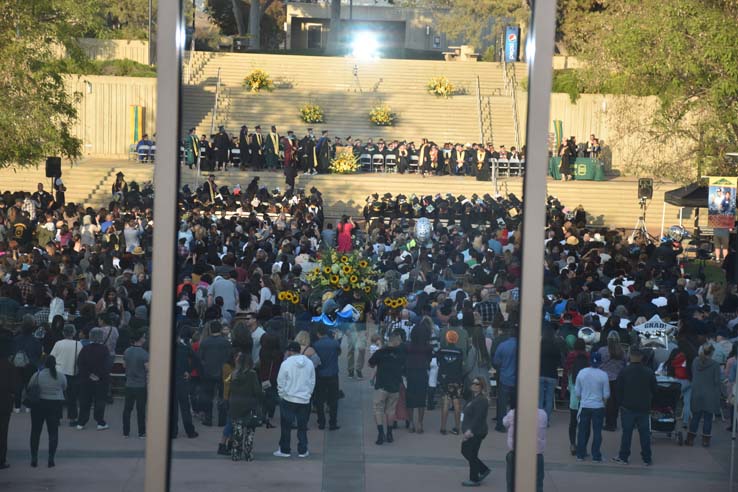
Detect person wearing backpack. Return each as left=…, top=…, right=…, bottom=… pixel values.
left=49, top=325, right=82, bottom=426
left=13, top=316, right=43, bottom=413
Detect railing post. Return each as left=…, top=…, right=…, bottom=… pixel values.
left=476, top=76, right=484, bottom=144
left=210, top=67, right=221, bottom=135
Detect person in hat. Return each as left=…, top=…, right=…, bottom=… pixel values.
left=112, top=172, right=128, bottom=202
left=204, top=174, right=218, bottom=205
left=238, top=125, right=250, bottom=169
left=250, top=125, right=265, bottom=170
left=612, top=347, right=656, bottom=465
left=184, top=128, right=200, bottom=169
left=264, top=125, right=281, bottom=171
left=283, top=131, right=299, bottom=189
left=274, top=341, right=315, bottom=458
left=299, top=128, right=317, bottom=175
left=316, top=130, right=331, bottom=174
left=437, top=328, right=464, bottom=436
left=574, top=350, right=609, bottom=462
left=213, top=126, right=231, bottom=171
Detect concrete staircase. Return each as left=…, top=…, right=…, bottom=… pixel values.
left=182, top=53, right=527, bottom=148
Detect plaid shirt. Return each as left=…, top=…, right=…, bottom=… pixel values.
left=18, top=280, right=34, bottom=305
left=474, top=299, right=498, bottom=326
left=34, top=307, right=51, bottom=326
left=22, top=198, right=37, bottom=221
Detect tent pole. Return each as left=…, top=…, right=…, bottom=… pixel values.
left=660, top=201, right=666, bottom=238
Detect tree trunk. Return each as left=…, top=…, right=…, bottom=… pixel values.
left=325, top=0, right=341, bottom=54
left=231, top=0, right=246, bottom=36
left=248, top=0, right=261, bottom=50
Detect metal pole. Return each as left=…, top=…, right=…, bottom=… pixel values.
left=476, top=76, right=484, bottom=144
left=148, top=0, right=153, bottom=65
left=143, top=0, right=181, bottom=489
left=514, top=1, right=556, bottom=491
left=211, top=67, right=221, bottom=136
left=731, top=374, right=737, bottom=491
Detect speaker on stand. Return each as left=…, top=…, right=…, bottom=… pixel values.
left=638, top=177, right=653, bottom=200
left=45, top=157, right=62, bottom=193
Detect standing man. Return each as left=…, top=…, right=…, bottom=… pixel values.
left=250, top=125, right=265, bottom=170
left=316, top=130, right=331, bottom=174
left=213, top=126, right=231, bottom=171
left=283, top=132, right=298, bottom=190
left=345, top=290, right=369, bottom=380
left=238, top=125, right=250, bottom=169
left=76, top=328, right=111, bottom=431
left=312, top=325, right=341, bottom=430
left=172, top=325, right=199, bottom=439
left=50, top=325, right=83, bottom=426
left=265, top=125, right=281, bottom=171
left=299, top=128, right=317, bottom=175
left=198, top=321, right=232, bottom=426
left=207, top=270, right=239, bottom=321
left=368, top=328, right=406, bottom=445
left=274, top=341, right=316, bottom=458
left=0, top=331, right=19, bottom=469
left=575, top=351, right=610, bottom=462
left=122, top=331, right=149, bottom=438
left=244, top=312, right=265, bottom=365
left=184, top=128, right=200, bottom=169
left=612, top=348, right=657, bottom=465
left=203, top=174, right=218, bottom=205
left=493, top=322, right=518, bottom=432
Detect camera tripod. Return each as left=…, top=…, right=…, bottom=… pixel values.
left=349, top=64, right=363, bottom=93
left=629, top=197, right=658, bottom=244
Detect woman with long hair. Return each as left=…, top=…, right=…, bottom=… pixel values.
left=405, top=318, right=433, bottom=433
left=336, top=215, right=356, bottom=254
left=258, top=334, right=283, bottom=428
left=687, top=344, right=722, bottom=447
left=228, top=352, right=263, bottom=461
left=460, top=376, right=490, bottom=486
left=258, top=277, right=276, bottom=311
left=28, top=355, right=67, bottom=468
left=597, top=332, right=626, bottom=431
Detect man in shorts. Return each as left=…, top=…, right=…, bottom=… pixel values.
left=713, top=227, right=730, bottom=262
left=437, top=328, right=464, bottom=435
left=368, top=329, right=406, bottom=445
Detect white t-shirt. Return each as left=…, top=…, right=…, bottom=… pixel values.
left=50, top=339, right=83, bottom=376
left=251, top=326, right=266, bottom=364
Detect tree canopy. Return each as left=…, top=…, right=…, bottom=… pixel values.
left=0, top=0, right=106, bottom=169
left=572, top=0, right=738, bottom=178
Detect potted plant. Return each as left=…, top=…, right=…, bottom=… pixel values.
left=243, top=69, right=274, bottom=93
left=369, top=103, right=396, bottom=126
left=426, top=76, right=455, bottom=98
left=300, top=102, right=324, bottom=123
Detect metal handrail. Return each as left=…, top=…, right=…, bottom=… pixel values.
left=476, top=76, right=484, bottom=144
left=210, top=67, right=221, bottom=135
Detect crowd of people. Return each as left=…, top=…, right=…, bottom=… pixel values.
left=181, top=125, right=531, bottom=180
left=0, top=175, right=736, bottom=490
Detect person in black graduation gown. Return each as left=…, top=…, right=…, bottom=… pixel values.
left=250, top=125, right=265, bottom=170
left=198, top=135, right=213, bottom=171
left=213, top=126, right=231, bottom=171
left=397, top=142, right=409, bottom=174
left=418, top=139, right=431, bottom=177
left=452, top=144, right=467, bottom=176
left=238, top=125, right=250, bottom=169
left=474, top=144, right=492, bottom=182
left=316, top=130, right=331, bottom=174
left=299, top=129, right=317, bottom=175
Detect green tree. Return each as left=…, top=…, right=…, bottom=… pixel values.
left=0, top=0, right=104, bottom=169
left=206, top=0, right=284, bottom=49
left=573, top=0, right=738, bottom=180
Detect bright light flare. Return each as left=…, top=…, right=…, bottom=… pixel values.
left=351, top=31, right=380, bottom=60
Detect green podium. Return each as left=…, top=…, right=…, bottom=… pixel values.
left=549, top=157, right=605, bottom=181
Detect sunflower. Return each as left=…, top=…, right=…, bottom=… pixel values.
left=342, top=265, right=352, bottom=274
left=359, top=260, right=368, bottom=268
left=384, top=298, right=392, bottom=307
left=349, top=275, right=358, bottom=284
left=292, top=297, right=300, bottom=305
left=364, top=286, right=372, bottom=293
left=330, top=274, right=340, bottom=284
left=340, top=255, right=349, bottom=263
left=342, top=286, right=351, bottom=292
left=398, top=297, right=407, bottom=307
left=277, top=291, right=286, bottom=301
left=284, top=292, right=294, bottom=302
left=323, top=266, right=331, bottom=274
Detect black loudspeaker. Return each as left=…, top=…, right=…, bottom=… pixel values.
left=45, top=157, right=62, bottom=178
left=638, top=178, right=653, bottom=200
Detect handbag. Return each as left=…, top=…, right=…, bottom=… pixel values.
left=23, top=373, right=41, bottom=408
left=246, top=408, right=263, bottom=428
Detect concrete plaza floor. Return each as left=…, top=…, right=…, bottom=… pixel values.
left=1, top=346, right=735, bottom=492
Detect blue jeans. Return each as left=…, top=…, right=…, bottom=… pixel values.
left=680, top=380, right=692, bottom=423
left=495, top=384, right=515, bottom=431
left=618, top=408, right=651, bottom=463
left=538, top=377, right=557, bottom=422
left=689, top=410, right=713, bottom=436
left=576, top=407, right=604, bottom=460
left=279, top=400, right=310, bottom=455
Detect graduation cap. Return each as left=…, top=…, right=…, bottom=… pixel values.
left=116, top=171, right=125, bottom=177
left=412, top=204, right=422, bottom=214
left=396, top=194, right=407, bottom=203
left=457, top=194, right=467, bottom=202
left=382, top=192, right=393, bottom=200
left=426, top=204, right=435, bottom=214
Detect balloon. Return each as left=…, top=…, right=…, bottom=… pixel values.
left=668, top=225, right=689, bottom=242
left=414, top=217, right=432, bottom=242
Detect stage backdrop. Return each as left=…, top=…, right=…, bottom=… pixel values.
left=707, top=176, right=737, bottom=228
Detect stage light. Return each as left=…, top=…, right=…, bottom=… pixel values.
left=351, top=31, right=380, bottom=60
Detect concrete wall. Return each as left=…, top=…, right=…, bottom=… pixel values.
left=74, top=38, right=151, bottom=65
left=66, top=75, right=157, bottom=157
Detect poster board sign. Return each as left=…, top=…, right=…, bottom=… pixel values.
left=633, top=314, right=676, bottom=335
left=707, top=176, right=737, bottom=228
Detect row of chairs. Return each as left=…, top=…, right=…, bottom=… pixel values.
left=358, top=153, right=526, bottom=176
left=128, top=144, right=157, bottom=163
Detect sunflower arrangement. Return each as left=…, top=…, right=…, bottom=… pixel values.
left=305, top=249, right=379, bottom=300
left=299, top=103, right=324, bottom=123
left=243, top=69, right=274, bottom=93
left=383, top=295, right=408, bottom=310
left=426, top=76, right=455, bottom=98
left=329, top=150, right=360, bottom=174
left=369, top=104, right=396, bottom=126
left=277, top=290, right=301, bottom=305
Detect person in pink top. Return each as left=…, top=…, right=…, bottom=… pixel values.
left=336, top=215, right=356, bottom=253
left=503, top=398, right=547, bottom=492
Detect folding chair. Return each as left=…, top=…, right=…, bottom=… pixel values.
left=497, top=158, right=509, bottom=177
left=360, top=154, right=372, bottom=172
left=129, top=144, right=138, bottom=161
left=508, top=158, right=521, bottom=177
left=137, top=144, right=150, bottom=163
left=384, top=154, right=397, bottom=173
left=409, top=155, right=419, bottom=173
left=149, top=145, right=156, bottom=163
left=231, top=148, right=241, bottom=167
left=372, top=154, right=385, bottom=173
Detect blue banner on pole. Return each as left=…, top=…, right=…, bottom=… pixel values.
left=505, top=26, right=520, bottom=63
